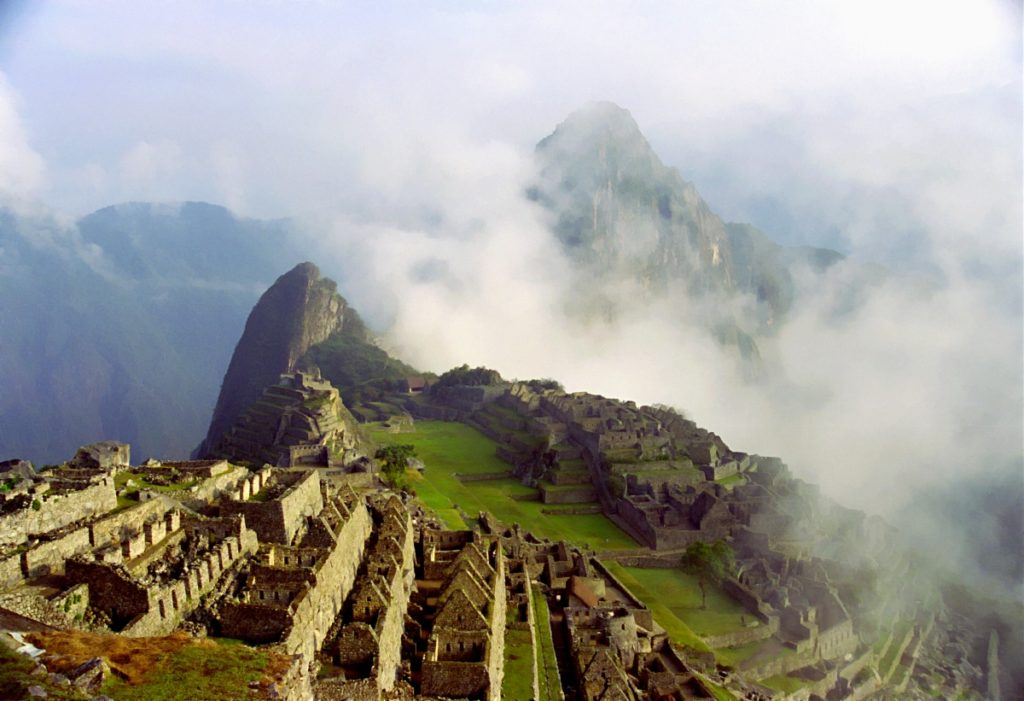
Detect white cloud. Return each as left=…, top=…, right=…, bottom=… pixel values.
left=0, top=72, right=46, bottom=204
left=117, top=139, right=184, bottom=195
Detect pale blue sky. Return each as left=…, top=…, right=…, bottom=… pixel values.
left=1, top=0, right=1019, bottom=264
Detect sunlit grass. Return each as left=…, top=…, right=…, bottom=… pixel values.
left=368, top=420, right=637, bottom=548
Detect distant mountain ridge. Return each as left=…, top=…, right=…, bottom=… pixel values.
left=0, top=203, right=296, bottom=464
left=1, top=103, right=850, bottom=464
left=531, top=101, right=845, bottom=332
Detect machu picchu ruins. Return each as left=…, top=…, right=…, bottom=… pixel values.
left=0, top=360, right=1007, bottom=701
left=0, top=261, right=1009, bottom=701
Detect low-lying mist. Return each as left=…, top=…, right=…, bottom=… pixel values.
left=302, top=131, right=1022, bottom=601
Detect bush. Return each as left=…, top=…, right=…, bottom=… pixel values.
left=432, top=364, right=503, bottom=391
left=375, top=445, right=417, bottom=492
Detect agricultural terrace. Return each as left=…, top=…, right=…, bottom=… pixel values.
left=602, top=561, right=785, bottom=675
left=367, top=420, right=637, bottom=548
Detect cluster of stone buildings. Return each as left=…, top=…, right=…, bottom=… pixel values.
left=205, top=370, right=363, bottom=468
left=0, top=373, right=950, bottom=701
left=405, top=380, right=927, bottom=700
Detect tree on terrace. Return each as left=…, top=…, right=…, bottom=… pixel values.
left=681, top=540, right=735, bottom=610
left=375, top=444, right=416, bottom=491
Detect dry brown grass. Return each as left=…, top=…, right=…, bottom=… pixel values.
left=28, top=630, right=199, bottom=683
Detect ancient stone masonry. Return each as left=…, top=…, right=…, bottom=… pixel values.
left=65, top=508, right=257, bottom=636
left=217, top=482, right=372, bottom=661
left=418, top=529, right=507, bottom=701
left=222, top=468, right=324, bottom=545
left=423, top=382, right=774, bottom=553
left=501, top=530, right=723, bottom=701
left=207, top=370, right=362, bottom=467
left=319, top=494, right=415, bottom=697
left=0, top=463, right=117, bottom=548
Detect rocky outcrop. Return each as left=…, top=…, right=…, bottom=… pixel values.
left=199, top=263, right=355, bottom=456
left=530, top=102, right=845, bottom=333
left=531, top=101, right=738, bottom=297
left=206, top=371, right=363, bottom=467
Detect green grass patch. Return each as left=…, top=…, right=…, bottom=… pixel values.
left=602, top=562, right=710, bottom=652
left=716, top=473, right=747, bottom=488
left=502, top=628, right=536, bottom=701
left=114, top=471, right=196, bottom=494
left=531, top=585, right=563, bottom=701
left=713, top=639, right=795, bottom=669
left=878, top=620, right=913, bottom=678
left=540, top=482, right=593, bottom=493
left=368, top=421, right=636, bottom=548
left=706, top=680, right=738, bottom=701
left=760, top=673, right=808, bottom=693
left=619, top=566, right=750, bottom=637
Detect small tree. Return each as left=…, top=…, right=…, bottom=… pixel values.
left=681, top=540, right=735, bottom=610
left=375, top=444, right=416, bottom=491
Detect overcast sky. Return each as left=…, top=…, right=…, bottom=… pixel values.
left=1, top=1, right=1019, bottom=259
left=0, top=1, right=1021, bottom=530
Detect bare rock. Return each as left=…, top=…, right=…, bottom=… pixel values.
left=70, top=657, right=111, bottom=691
left=46, top=672, right=69, bottom=686
left=26, top=685, right=48, bottom=698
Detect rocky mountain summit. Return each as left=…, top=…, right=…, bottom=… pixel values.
left=198, top=262, right=358, bottom=456
left=531, top=101, right=845, bottom=334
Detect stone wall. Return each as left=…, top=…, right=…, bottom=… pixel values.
left=65, top=560, right=149, bottom=630
left=123, top=530, right=258, bottom=637
left=420, top=661, right=491, bottom=699
left=0, top=478, right=116, bottom=547
left=370, top=508, right=415, bottom=691
left=722, top=579, right=775, bottom=622
left=223, top=498, right=372, bottom=662
left=22, top=527, right=92, bottom=577
left=52, top=583, right=89, bottom=620
left=487, top=546, right=506, bottom=701
left=223, top=470, right=323, bottom=545
left=702, top=617, right=778, bottom=649
left=220, top=603, right=295, bottom=642
left=0, top=554, right=21, bottom=588
left=89, top=498, right=172, bottom=551
left=540, top=485, right=597, bottom=504
left=180, top=464, right=263, bottom=510
left=279, top=499, right=371, bottom=659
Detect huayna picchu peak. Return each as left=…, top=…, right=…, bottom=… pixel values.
left=199, top=262, right=362, bottom=458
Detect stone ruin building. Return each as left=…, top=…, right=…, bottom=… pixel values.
left=205, top=370, right=363, bottom=467
left=0, top=415, right=985, bottom=701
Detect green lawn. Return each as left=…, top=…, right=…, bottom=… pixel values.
left=531, top=585, right=563, bottom=701
left=502, top=628, right=536, bottom=701
left=369, top=421, right=637, bottom=548
left=716, top=473, right=747, bottom=489
left=760, top=673, right=808, bottom=694
left=619, top=567, right=750, bottom=637
left=602, top=562, right=710, bottom=652
left=878, top=620, right=913, bottom=679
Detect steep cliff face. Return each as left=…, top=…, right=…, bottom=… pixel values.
left=531, top=101, right=737, bottom=297
left=530, top=102, right=845, bottom=331
left=199, top=262, right=354, bottom=455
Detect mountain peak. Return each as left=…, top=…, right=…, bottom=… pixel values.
left=197, top=262, right=348, bottom=456
left=538, top=101, right=651, bottom=157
